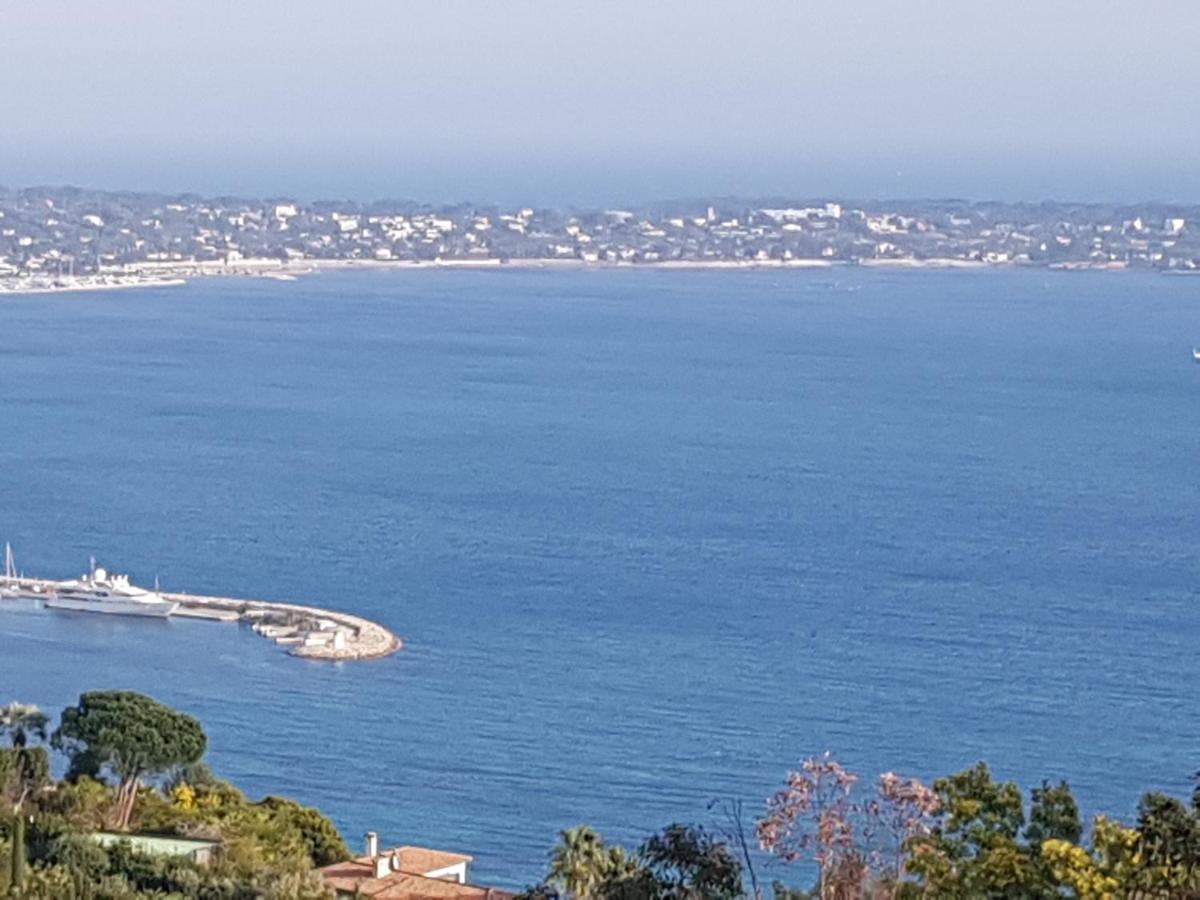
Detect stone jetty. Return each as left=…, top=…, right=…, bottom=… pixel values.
left=164, top=591, right=401, bottom=661
left=1, top=575, right=401, bottom=662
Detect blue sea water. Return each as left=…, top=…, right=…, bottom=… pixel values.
left=0, top=267, right=1197, bottom=888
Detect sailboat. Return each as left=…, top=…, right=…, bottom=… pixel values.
left=0, top=543, right=49, bottom=601
left=1193, top=348, right=1200, bottom=363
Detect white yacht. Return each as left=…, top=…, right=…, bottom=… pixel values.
left=46, top=562, right=178, bottom=618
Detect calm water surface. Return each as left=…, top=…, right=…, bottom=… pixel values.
left=0, top=268, right=1197, bottom=887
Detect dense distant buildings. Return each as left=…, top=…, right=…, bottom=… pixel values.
left=1, top=185, right=1198, bottom=291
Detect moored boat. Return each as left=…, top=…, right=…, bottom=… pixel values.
left=0, top=543, right=49, bottom=601
left=46, top=561, right=178, bottom=618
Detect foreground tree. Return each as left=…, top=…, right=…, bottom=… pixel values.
left=0, top=702, right=50, bottom=898
left=1131, top=791, right=1200, bottom=894
left=758, top=753, right=860, bottom=896
left=9, top=809, right=27, bottom=893
left=1041, top=815, right=1142, bottom=898
left=758, top=754, right=938, bottom=898
left=1025, top=780, right=1082, bottom=847
left=905, top=762, right=1039, bottom=897
left=51, top=691, right=206, bottom=830
left=903, top=764, right=1092, bottom=898
left=547, top=826, right=636, bottom=898
left=259, top=795, right=351, bottom=867
left=629, top=823, right=743, bottom=898
left=0, top=744, right=49, bottom=812
left=534, top=823, right=743, bottom=899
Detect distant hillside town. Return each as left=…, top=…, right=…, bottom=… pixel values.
left=1, top=185, right=1198, bottom=292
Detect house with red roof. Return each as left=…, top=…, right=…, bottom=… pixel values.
left=318, top=832, right=514, bottom=900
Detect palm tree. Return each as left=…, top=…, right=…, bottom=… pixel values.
left=0, top=702, right=48, bottom=748
left=548, top=826, right=618, bottom=898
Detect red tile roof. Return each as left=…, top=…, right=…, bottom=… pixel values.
left=318, top=846, right=512, bottom=900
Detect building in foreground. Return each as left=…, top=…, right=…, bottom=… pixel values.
left=319, top=833, right=513, bottom=900
left=89, top=832, right=223, bottom=866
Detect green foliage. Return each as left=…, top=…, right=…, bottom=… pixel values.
left=1024, top=780, right=1081, bottom=847
left=34, top=778, right=112, bottom=833
left=166, top=762, right=218, bottom=794
left=0, top=691, right=343, bottom=898
left=13, top=862, right=76, bottom=900
left=898, top=765, right=1200, bottom=898
left=1037, top=793, right=1200, bottom=898
left=1133, top=792, right=1200, bottom=892
left=52, top=691, right=206, bottom=830
left=52, top=691, right=207, bottom=787
left=933, top=762, right=1025, bottom=849
left=127, top=777, right=343, bottom=877
left=0, top=747, right=50, bottom=810
left=629, top=823, right=743, bottom=899
left=24, top=831, right=333, bottom=899
left=257, top=797, right=349, bottom=868
left=24, top=812, right=72, bottom=866
left=11, top=812, right=26, bottom=892
left=539, top=823, right=744, bottom=900
left=903, top=763, right=1049, bottom=898
left=547, top=826, right=625, bottom=898
left=43, top=831, right=109, bottom=889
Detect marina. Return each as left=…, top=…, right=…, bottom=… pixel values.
left=0, top=546, right=401, bottom=662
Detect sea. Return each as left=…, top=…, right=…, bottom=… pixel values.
left=0, top=267, right=1197, bottom=888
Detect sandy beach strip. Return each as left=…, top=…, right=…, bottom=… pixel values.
left=0, top=254, right=1160, bottom=298
left=0, top=277, right=188, bottom=297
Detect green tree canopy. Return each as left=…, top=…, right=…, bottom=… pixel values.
left=538, top=823, right=743, bottom=900
left=1025, top=780, right=1082, bottom=847
left=51, top=691, right=206, bottom=830
left=631, top=823, right=743, bottom=899
left=0, top=746, right=50, bottom=810
left=906, top=762, right=1047, bottom=897
left=547, top=826, right=629, bottom=899
left=259, top=795, right=351, bottom=867
left=1135, top=792, right=1200, bottom=891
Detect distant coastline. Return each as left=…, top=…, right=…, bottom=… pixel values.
left=2, top=186, right=1198, bottom=297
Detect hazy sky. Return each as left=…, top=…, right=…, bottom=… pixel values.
left=2, top=1, right=1198, bottom=204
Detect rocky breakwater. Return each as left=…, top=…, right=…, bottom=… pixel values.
left=164, top=592, right=402, bottom=661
